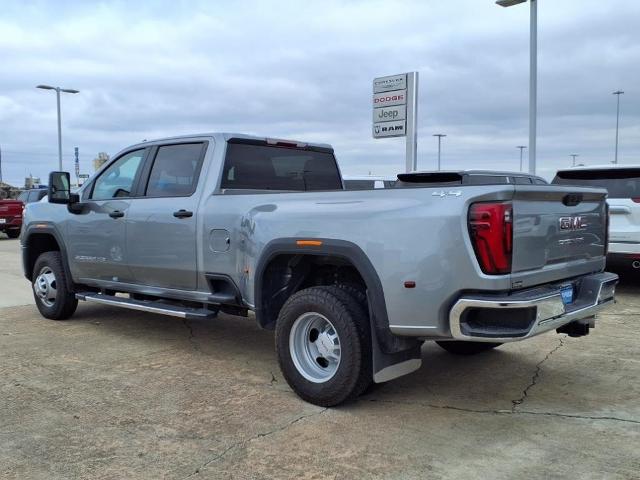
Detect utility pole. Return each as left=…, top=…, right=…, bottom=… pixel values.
left=570, top=154, right=579, bottom=167
left=517, top=146, right=526, bottom=171
left=433, top=134, right=446, bottom=170
left=0, top=144, right=3, bottom=184
left=496, top=0, right=537, bottom=174
left=36, top=85, right=79, bottom=171
left=613, top=90, right=624, bottom=164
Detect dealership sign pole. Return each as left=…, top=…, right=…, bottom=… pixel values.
left=372, top=72, right=419, bottom=172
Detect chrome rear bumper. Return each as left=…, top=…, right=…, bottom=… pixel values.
left=449, top=272, right=618, bottom=343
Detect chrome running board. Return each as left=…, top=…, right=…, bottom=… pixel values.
left=76, top=292, right=217, bottom=319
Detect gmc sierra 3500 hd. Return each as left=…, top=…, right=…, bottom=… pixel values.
left=21, top=133, right=618, bottom=406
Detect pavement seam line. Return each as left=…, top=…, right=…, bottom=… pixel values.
left=183, top=408, right=328, bottom=478
left=365, top=398, right=640, bottom=424
left=511, top=335, right=565, bottom=412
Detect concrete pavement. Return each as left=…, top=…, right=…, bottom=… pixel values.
left=1, top=235, right=639, bottom=479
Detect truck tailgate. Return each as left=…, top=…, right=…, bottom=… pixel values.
left=511, top=185, right=607, bottom=286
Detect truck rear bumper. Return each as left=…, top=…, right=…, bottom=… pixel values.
left=448, top=272, right=618, bottom=343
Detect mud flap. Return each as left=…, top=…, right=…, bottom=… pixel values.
left=370, top=316, right=422, bottom=383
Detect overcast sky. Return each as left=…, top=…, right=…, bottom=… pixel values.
left=1, top=0, right=638, bottom=185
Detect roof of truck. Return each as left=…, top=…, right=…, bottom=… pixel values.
left=128, top=132, right=333, bottom=151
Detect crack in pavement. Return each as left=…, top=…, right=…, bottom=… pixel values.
left=181, top=319, right=200, bottom=353
left=183, top=408, right=328, bottom=478
left=511, top=336, right=565, bottom=412
left=365, top=398, right=640, bottom=425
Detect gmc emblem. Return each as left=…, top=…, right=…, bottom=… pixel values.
left=559, top=216, right=588, bottom=231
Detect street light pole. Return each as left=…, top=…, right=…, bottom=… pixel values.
left=36, top=85, right=79, bottom=171
left=517, top=145, right=526, bottom=171
left=613, top=90, right=624, bottom=164
left=496, top=0, right=537, bottom=175
left=433, top=134, right=446, bottom=170
left=570, top=154, right=579, bottom=167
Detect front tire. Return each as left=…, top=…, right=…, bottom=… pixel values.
left=6, top=229, right=20, bottom=239
left=32, top=251, right=78, bottom=320
left=436, top=341, right=502, bottom=355
left=275, top=286, right=371, bottom=407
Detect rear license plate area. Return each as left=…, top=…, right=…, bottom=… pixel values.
left=560, top=284, right=574, bottom=305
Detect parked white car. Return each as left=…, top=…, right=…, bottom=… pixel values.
left=552, top=165, right=640, bottom=267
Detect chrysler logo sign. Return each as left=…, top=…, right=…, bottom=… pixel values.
left=559, top=216, right=588, bottom=231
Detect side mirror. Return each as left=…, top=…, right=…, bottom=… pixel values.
left=48, top=171, right=73, bottom=204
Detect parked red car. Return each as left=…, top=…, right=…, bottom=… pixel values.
left=0, top=199, right=23, bottom=238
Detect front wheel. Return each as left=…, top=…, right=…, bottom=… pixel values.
left=436, top=341, right=502, bottom=355
left=275, top=286, right=371, bottom=407
left=6, top=229, right=20, bottom=239
left=32, top=251, right=78, bottom=320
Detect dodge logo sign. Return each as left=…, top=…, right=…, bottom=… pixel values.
left=559, top=216, right=588, bottom=231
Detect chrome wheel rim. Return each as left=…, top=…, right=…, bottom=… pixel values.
left=34, top=266, right=57, bottom=307
left=289, top=312, right=341, bottom=383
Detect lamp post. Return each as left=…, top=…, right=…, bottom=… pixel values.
left=612, top=90, right=624, bottom=164
left=570, top=154, right=579, bottom=167
left=496, top=0, right=537, bottom=175
left=516, top=145, right=526, bottom=171
left=433, top=134, right=446, bottom=170
left=36, top=85, right=79, bottom=171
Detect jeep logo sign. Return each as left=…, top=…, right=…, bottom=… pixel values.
left=372, top=105, right=406, bottom=123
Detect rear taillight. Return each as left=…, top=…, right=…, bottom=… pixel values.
left=632, top=198, right=640, bottom=203
left=469, top=202, right=513, bottom=275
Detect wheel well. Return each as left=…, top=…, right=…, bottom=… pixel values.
left=258, top=254, right=367, bottom=329
left=25, top=233, right=61, bottom=280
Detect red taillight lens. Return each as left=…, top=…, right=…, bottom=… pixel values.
left=469, top=202, right=513, bottom=275
left=632, top=198, right=640, bottom=203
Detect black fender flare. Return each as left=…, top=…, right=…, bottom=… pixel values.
left=253, top=237, right=416, bottom=354
left=22, top=222, right=75, bottom=292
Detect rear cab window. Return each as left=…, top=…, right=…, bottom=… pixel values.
left=552, top=169, right=640, bottom=198
left=221, top=140, right=342, bottom=192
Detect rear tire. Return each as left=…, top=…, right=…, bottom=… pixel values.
left=275, top=286, right=372, bottom=407
left=436, top=341, right=502, bottom=355
left=32, top=251, right=78, bottom=320
left=6, top=229, right=20, bottom=239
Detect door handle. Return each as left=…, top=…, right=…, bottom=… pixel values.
left=173, top=209, right=193, bottom=219
left=109, top=210, right=125, bottom=219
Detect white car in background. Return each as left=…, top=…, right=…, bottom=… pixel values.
left=552, top=165, right=640, bottom=267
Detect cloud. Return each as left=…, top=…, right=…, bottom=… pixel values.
left=0, top=0, right=638, bottom=185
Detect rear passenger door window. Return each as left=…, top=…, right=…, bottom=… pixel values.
left=145, top=143, right=206, bottom=197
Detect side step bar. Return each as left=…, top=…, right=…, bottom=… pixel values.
left=76, top=293, right=218, bottom=319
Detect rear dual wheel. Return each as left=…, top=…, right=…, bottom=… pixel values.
left=275, top=285, right=372, bottom=407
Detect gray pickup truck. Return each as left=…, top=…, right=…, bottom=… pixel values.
left=21, top=133, right=618, bottom=406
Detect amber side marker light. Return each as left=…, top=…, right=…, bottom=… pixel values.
left=296, top=240, right=323, bottom=247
